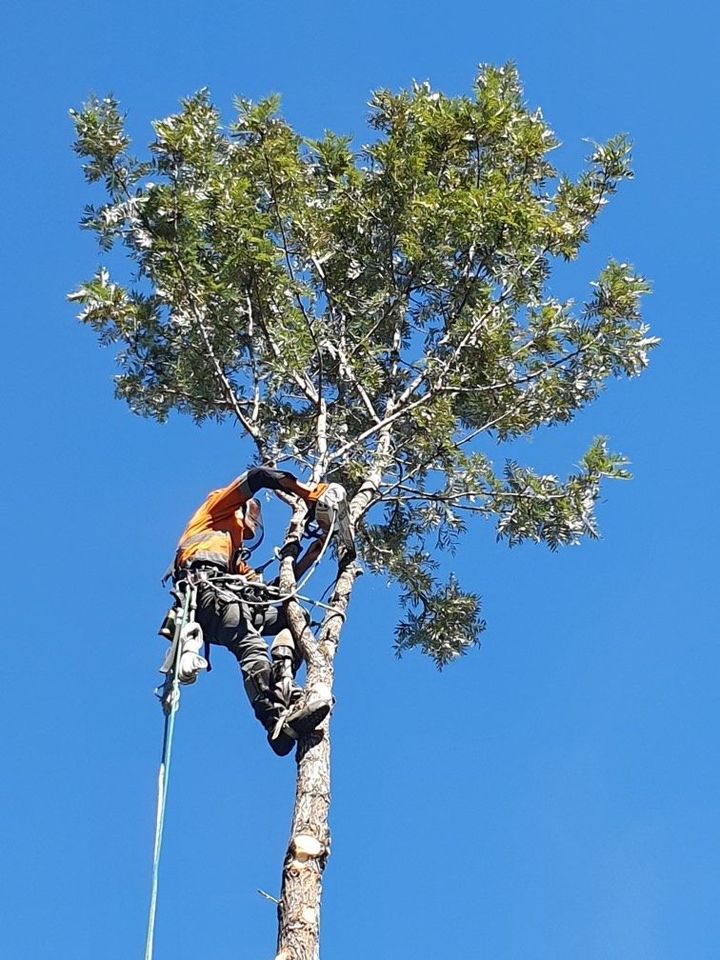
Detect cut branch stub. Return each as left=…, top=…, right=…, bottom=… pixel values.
left=291, top=834, right=325, bottom=862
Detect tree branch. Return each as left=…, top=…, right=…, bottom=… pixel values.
left=173, top=276, right=265, bottom=454
left=276, top=496, right=323, bottom=669
left=324, top=340, right=381, bottom=424
left=261, top=144, right=325, bottom=408
left=248, top=279, right=319, bottom=404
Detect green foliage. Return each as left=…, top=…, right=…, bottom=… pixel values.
left=69, top=65, right=654, bottom=666
left=395, top=576, right=484, bottom=668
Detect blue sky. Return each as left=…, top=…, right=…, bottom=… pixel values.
left=2, top=1, right=718, bottom=958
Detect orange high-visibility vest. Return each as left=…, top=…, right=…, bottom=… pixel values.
left=175, top=475, right=258, bottom=575
left=174, top=468, right=327, bottom=576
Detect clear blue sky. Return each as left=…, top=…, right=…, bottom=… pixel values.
left=2, top=2, right=718, bottom=958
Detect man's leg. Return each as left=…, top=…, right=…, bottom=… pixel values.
left=262, top=603, right=304, bottom=710
left=196, top=586, right=328, bottom=755
left=269, top=629, right=302, bottom=710
left=262, top=607, right=332, bottom=744
left=194, top=585, right=281, bottom=739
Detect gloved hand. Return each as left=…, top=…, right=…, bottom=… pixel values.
left=307, top=482, right=329, bottom=502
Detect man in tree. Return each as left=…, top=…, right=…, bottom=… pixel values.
left=167, top=465, right=331, bottom=755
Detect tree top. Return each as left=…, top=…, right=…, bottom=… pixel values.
left=70, top=64, right=655, bottom=665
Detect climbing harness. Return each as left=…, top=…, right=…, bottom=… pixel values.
left=182, top=498, right=340, bottom=614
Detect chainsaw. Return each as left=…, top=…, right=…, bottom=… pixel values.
left=314, top=483, right=356, bottom=559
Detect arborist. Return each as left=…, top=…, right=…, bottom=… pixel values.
left=161, top=466, right=332, bottom=756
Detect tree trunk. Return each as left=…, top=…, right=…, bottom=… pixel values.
left=273, top=477, right=378, bottom=959
left=274, top=561, right=357, bottom=960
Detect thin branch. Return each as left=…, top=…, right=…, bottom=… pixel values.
left=354, top=383, right=548, bottom=522
left=257, top=889, right=279, bottom=905
left=379, top=495, right=488, bottom=514
left=314, top=397, right=328, bottom=482
left=148, top=383, right=232, bottom=410
left=325, top=340, right=381, bottom=424
left=161, top=166, right=266, bottom=456
left=393, top=263, right=525, bottom=411
left=172, top=260, right=264, bottom=453
left=243, top=294, right=263, bottom=424
left=248, top=277, right=319, bottom=404
left=383, top=486, right=567, bottom=505
left=327, top=293, right=501, bottom=467
left=344, top=268, right=418, bottom=363
left=261, top=144, right=325, bottom=407
left=329, top=248, right=596, bottom=468
left=112, top=156, right=265, bottom=453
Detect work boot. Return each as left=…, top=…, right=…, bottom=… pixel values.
left=273, top=698, right=331, bottom=745
left=243, top=663, right=330, bottom=757
left=270, top=655, right=302, bottom=713
left=268, top=631, right=329, bottom=750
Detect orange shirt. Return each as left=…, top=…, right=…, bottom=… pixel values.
left=174, top=467, right=326, bottom=577
left=175, top=476, right=256, bottom=574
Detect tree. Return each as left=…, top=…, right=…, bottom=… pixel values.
left=69, top=63, right=654, bottom=960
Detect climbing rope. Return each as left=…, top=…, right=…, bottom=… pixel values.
left=144, top=581, right=195, bottom=960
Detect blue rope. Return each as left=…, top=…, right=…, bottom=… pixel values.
left=144, top=584, right=193, bottom=960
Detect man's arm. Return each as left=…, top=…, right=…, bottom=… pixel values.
left=239, top=467, right=326, bottom=502
left=293, top=535, right=328, bottom=579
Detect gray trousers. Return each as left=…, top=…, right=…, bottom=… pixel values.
left=194, top=582, right=289, bottom=681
